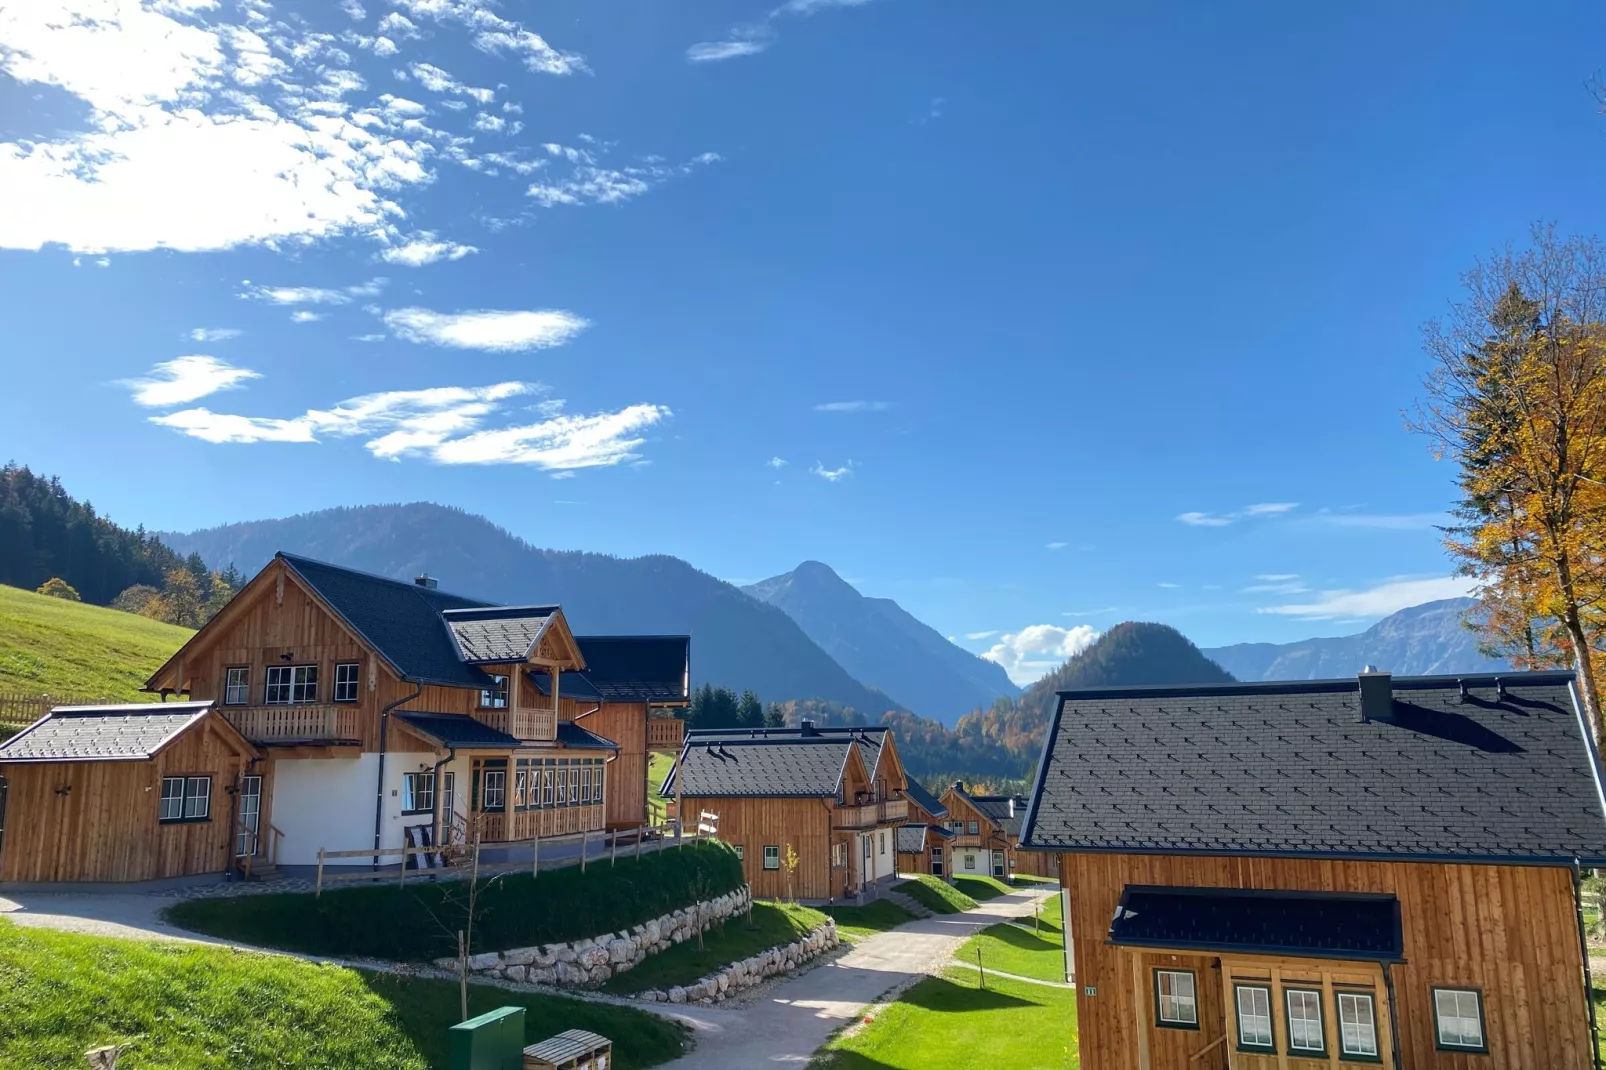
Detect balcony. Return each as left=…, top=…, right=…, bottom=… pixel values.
left=474, top=705, right=557, bottom=742
left=833, top=796, right=909, bottom=830
left=223, top=704, right=360, bottom=744
left=647, top=716, right=684, bottom=752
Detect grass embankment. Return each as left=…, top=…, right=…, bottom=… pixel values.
left=648, top=751, right=675, bottom=825
left=825, top=900, right=914, bottom=940
left=599, top=901, right=824, bottom=994
left=0, top=583, right=189, bottom=704
left=892, top=875, right=977, bottom=915
left=814, top=966, right=1079, bottom=1069
left=953, top=875, right=1014, bottom=901
left=955, top=897, right=1066, bottom=983
left=167, top=841, right=743, bottom=962
left=0, top=920, right=686, bottom=1070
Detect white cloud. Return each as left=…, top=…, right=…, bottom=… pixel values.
left=345, top=277, right=388, bottom=297
left=339, top=0, right=367, bottom=18
left=964, top=630, right=998, bottom=640
left=189, top=327, right=242, bottom=342
left=406, top=62, right=495, bottom=104
left=383, top=307, right=589, bottom=351
left=1157, top=582, right=1179, bottom=589
left=473, top=112, right=505, bottom=132
left=526, top=149, right=720, bottom=208
left=811, top=461, right=854, bottom=482
left=243, top=284, right=352, bottom=305
left=1243, top=502, right=1299, bottom=517
left=687, top=38, right=770, bottom=62
left=1256, top=573, right=1299, bottom=582
left=291, top=310, right=325, bottom=323
left=1312, top=510, right=1447, bottom=530
left=778, top=0, right=877, bottom=12
left=390, top=0, right=586, bottom=75
left=688, top=0, right=871, bottom=63
left=379, top=232, right=478, bottom=266
left=768, top=456, right=788, bottom=468
left=1179, top=502, right=1299, bottom=527
left=814, top=400, right=891, bottom=413
left=1178, top=511, right=1232, bottom=527
left=1045, top=541, right=1068, bottom=550
left=981, top=624, right=1101, bottom=686
left=353, top=333, right=388, bottom=342
left=377, top=12, right=420, bottom=37
left=1242, top=579, right=1308, bottom=594
left=1258, top=576, right=1477, bottom=620
left=119, top=355, right=261, bottom=407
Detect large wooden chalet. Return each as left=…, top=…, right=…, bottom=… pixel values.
left=0, top=553, right=689, bottom=884
left=660, top=722, right=911, bottom=901
left=941, top=781, right=1058, bottom=881
left=1020, top=670, right=1606, bottom=1069
left=894, top=778, right=954, bottom=877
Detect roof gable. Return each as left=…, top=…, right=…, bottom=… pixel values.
left=442, top=605, right=559, bottom=664
left=662, top=729, right=862, bottom=798
left=1020, top=671, right=1606, bottom=864
left=0, top=701, right=237, bottom=763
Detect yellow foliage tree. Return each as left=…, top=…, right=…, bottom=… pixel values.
left=1416, top=227, right=1606, bottom=742
left=35, top=577, right=80, bottom=601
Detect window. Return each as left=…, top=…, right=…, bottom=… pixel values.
left=482, top=769, right=506, bottom=812
left=265, top=664, right=317, bottom=704
left=948, top=820, right=963, bottom=835
left=555, top=760, right=568, bottom=806
left=1154, top=970, right=1198, bottom=1028
left=879, top=831, right=886, bottom=855
left=1234, top=985, right=1273, bottom=1051
left=1433, top=988, right=1486, bottom=1052
left=964, top=852, right=976, bottom=870
left=479, top=674, right=508, bottom=709
left=442, top=772, right=455, bottom=827
left=1285, top=988, right=1325, bottom=1055
left=763, top=845, right=780, bottom=870
left=582, top=764, right=593, bottom=805
left=160, top=776, right=211, bottom=823
left=542, top=764, right=555, bottom=807
left=513, top=766, right=529, bottom=811
left=863, top=836, right=872, bottom=861
left=832, top=842, right=846, bottom=868
left=1337, top=991, right=1379, bottom=1059
left=733, top=845, right=744, bottom=861
left=967, top=820, right=979, bottom=835
left=333, top=662, right=361, bottom=703
left=402, top=772, right=435, bottom=815
left=224, top=667, right=249, bottom=706
left=569, top=764, right=580, bottom=805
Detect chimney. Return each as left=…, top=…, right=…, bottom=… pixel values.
left=1358, top=666, right=1393, bottom=723
left=799, top=719, right=818, bottom=737
left=952, top=780, right=964, bottom=793
left=414, top=574, right=438, bottom=590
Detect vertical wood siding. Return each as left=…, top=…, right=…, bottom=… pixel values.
left=682, top=795, right=839, bottom=900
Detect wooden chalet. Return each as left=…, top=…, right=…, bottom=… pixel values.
left=0, top=553, right=691, bottom=884
left=1019, top=670, right=1606, bottom=1069
left=894, top=778, right=954, bottom=877
left=940, top=781, right=1057, bottom=881
left=660, top=722, right=911, bottom=901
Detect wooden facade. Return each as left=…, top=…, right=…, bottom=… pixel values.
left=683, top=795, right=842, bottom=900
left=572, top=699, right=648, bottom=830
left=1061, top=851, right=1596, bottom=1069
left=0, top=714, right=255, bottom=883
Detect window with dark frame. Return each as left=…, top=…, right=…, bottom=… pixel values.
left=967, top=820, right=979, bottom=835
left=1285, top=988, right=1326, bottom=1055
left=569, top=764, right=580, bottom=805
left=479, top=674, right=509, bottom=709
left=1154, top=969, right=1198, bottom=1028
left=160, top=776, right=211, bottom=823
left=556, top=760, right=568, bottom=806
left=441, top=772, right=455, bottom=832
left=402, top=771, right=435, bottom=815
left=879, top=831, right=886, bottom=855
left=1433, top=988, right=1486, bottom=1052
left=542, top=764, right=555, bottom=807
left=733, top=845, right=744, bottom=861
left=159, top=777, right=185, bottom=821
left=482, top=769, right=506, bottom=811
left=763, top=845, right=780, bottom=870
left=333, top=661, right=360, bottom=703
left=1234, top=984, right=1273, bottom=1051
left=265, top=664, right=317, bottom=704
left=1337, top=990, right=1380, bottom=1059
left=224, top=667, right=249, bottom=706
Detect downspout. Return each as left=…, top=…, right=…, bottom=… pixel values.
left=1574, top=860, right=1603, bottom=1070
left=1382, top=962, right=1404, bottom=1070
left=373, top=679, right=425, bottom=869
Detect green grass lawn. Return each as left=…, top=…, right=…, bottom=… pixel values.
left=167, top=841, right=743, bottom=962
left=1009, top=873, right=1061, bottom=887
left=824, top=900, right=914, bottom=941
left=0, top=583, right=190, bottom=706
left=0, top=920, right=686, bottom=1069
left=599, top=901, right=825, bottom=994
left=813, top=966, right=1079, bottom=1070
left=648, top=751, right=675, bottom=825
left=953, top=875, right=1013, bottom=901
left=954, top=898, right=1066, bottom=983
left=892, top=875, right=978, bottom=915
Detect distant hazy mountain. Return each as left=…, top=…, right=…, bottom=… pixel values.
left=163, top=503, right=903, bottom=715
left=743, top=560, right=1019, bottom=726
left=1203, top=598, right=1508, bottom=680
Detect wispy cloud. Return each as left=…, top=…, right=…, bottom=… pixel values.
left=291, top=310, right=324, bottom=323
left=687, top=37, right=771, bottom=62
left=380, top=232, right=478, bottom=267
left=1243, top=502, right=1299, bottom=517
left=915, top=97, right=945, bottom=125
left=1157, top=582, right=1180, bottom=589
left=1311, top=510, right=1447, bottom=531
left=1258, top=576, right=1476, bottom=620
left=526, top=146, right=721, bottom=208
left=965, top=630, right=999, bottom=640
left=687, top=0, right=877, bottom=63
left=243, top=284, right=352, bottom=306
left=814, top=400, right=891, bottom=413
left=811, top=461, right=854, bottom=482
left=768, top=456, right=788, bottom=468
left=980, top=624, right=1101, bottom=686
left=1045, top=541, right=1068, bottom=550
left=392, top=0, right=587, bottom=75
left=189, top=327, right=242, bottom=343
left=1178, top=502, right=1300, bottom=527
left=119, top=356, right=261, bottom=408
left=345, top=277, right=388, bottom=297
left=400, top=62, right=494, bottom=104
left=1063, top=607, right=1118, bottom=618
left=1178, top=511, right=1233, bottom=527
left=383, top=307, right=590, bottom=352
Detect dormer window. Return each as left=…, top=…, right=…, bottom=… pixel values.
left=479, top=674, right=508, bottom=709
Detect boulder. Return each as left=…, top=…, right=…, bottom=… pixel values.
left=466, top=952, right=502, bottom=972
left=587, top=964, right=611, bottom=985
left=556, top=962, right=587, bottom=986
left=528, top=967, right=557, bottom=986
left=556, top=948, right=578, bottom=965
left=505, top=965, right=527, bottom=983
left=668, top=986, right=687, bottom=1004
left=607, top=938, right=634, bottom=964
left=504, top=947, right=536, bottom=967
left=581, top=946, right=610, bottom=969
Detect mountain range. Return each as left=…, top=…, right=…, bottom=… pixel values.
left=1202, top=598, right=1507, bottom=681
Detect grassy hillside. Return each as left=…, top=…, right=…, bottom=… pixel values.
left=0, top=583, right=191, bottom=701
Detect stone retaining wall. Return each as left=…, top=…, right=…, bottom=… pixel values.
left=633, top=918, right=838, bottom=1005
left=437, top=885, right=753, bottom=988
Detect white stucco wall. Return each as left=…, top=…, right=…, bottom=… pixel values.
left=954, top=845, right=991, bottom=876
left=270, top=755, right=379, bottom=866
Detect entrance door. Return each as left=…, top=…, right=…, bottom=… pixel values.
left=931, top=846, right=944, bottom=875
left=992, top=850, right=1005, bottom=878
left=236, top=775, right=262, bottom=857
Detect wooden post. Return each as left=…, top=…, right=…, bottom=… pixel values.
left=457, top=929, right=468, bottom=1023
left=610, top=830, right=618, bottom=866
left=532, top=834, right=540, bottom=879
left=977, top=946, right=985, bottom=989
left=580, top=830, right=588, bottom=874
left=399, top=843, right=407, bottom=886
left=316, top=848, right=325, bottom=898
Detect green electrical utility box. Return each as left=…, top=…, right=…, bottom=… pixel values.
left=448, top=1005, right=526, bottom=1070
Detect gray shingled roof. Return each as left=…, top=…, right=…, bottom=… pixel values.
left=662, top=732, right=855, bottom=797
left=575, top=636, right=690, bottom=704
left=971, top=796, right=1026, bottom=840
left=904, top=779, right=948, bottom=819
left=556, top=721, right=619, bottom=750
left=442, top=606, right=557, bottom=664
left=1019, top=672, right=1606, bottom=864
left=395, top=712, right=521, bottom=749
left=0, top=701, right=215, bottom=763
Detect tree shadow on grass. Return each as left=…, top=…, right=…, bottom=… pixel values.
left=987, top=923, right=1061, bottom=955
left=897, top=975, right=1042, bottom=1013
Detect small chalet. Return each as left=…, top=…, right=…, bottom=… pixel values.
left=1019, top=670, right=1606, bottom=1069
left=894, top=778, right=954, bottom=877
left=0, top=553, right=690, bottom=884
left=940, top=781, right=1057, bottom=880
left=660, top=722, right=910, bottom=901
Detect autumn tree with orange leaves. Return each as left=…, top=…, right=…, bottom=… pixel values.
left=1415, top=226, right=1606, bottom=744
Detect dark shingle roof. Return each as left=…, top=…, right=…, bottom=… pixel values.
left=0, top=701, right=214, bottom=762
left=971, top=796, right=1026, bottom=840
left=556, top=721, right=619, bottom=750
left=395, top=712, right=521, bottom=749
left=1019, top=672, right=1606, bottom=864
left=574, top=636, right=690, bottom=704
left=661, top=730, right=855, bottom=797
left=895, top=825, right=929, bottom=854
left=442, top=606, right=557, bottom=663
left=1110, top=886, right=1404, bottom=962
left=529, top=669, right=603, bottom=703
left=904, top=779, right=948, bottom=819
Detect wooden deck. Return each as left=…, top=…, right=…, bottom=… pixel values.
left=222, top=704, right=360, bottom=743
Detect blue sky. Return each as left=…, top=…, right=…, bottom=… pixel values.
left=3, top=1, right=1604, bottom=684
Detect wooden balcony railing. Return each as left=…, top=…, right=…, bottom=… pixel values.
left=222, top=704, right=359, bottom=743
left=832, top=796, right=909, bottom=830
left=473, top=706, right=557, bottom=741
left=647, top=717, right=684, bottom=752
